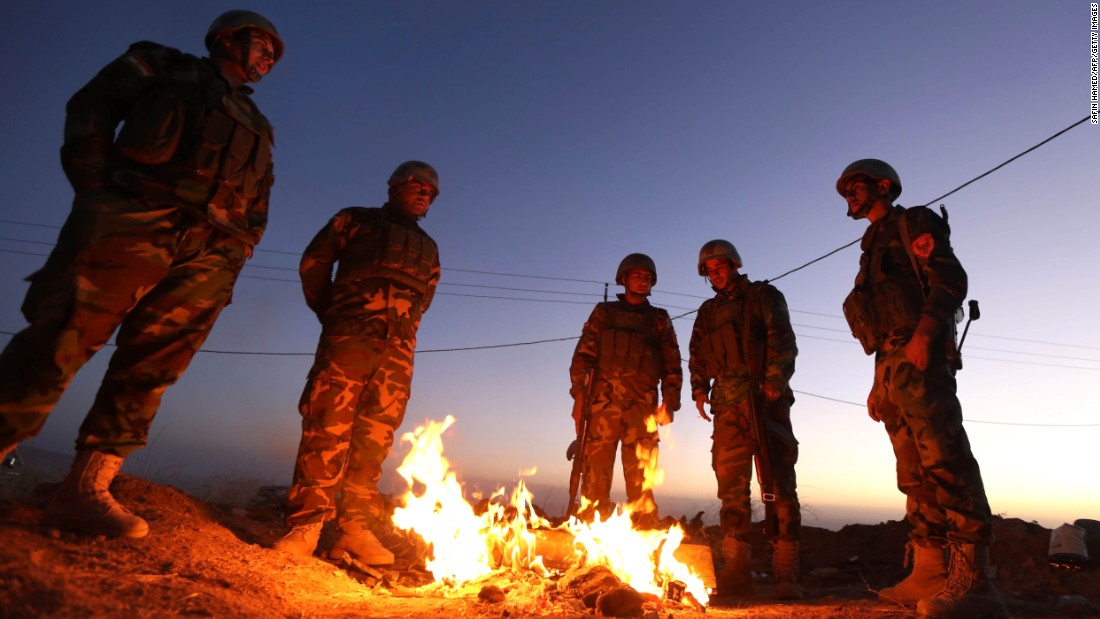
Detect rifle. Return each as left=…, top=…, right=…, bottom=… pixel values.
left=737, top=285, right=778, bottom=537
left=566, top=370, right=597, bottom=519
left=747, top=379, right=778, bottom=537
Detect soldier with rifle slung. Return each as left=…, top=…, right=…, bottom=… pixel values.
left=688, top=240, right=802, bottom=599
left=567, top=253, right=682, bottom=528
left=837, top=159, right=1005, bottom=618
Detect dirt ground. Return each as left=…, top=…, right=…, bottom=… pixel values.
left=1, top=469, right=1098, bottom=619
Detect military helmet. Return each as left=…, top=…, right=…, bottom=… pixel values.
left=836, top=159, right=902, bottom=200
left=206, top=10, right=284, bottom=62
left=388, top=160, right=440, bottom=198
left=615, top=253, right=657, bottom=286
left=697, top=239, right=742, bottom=275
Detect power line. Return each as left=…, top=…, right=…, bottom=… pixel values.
left=4, top=240, right=1097, bottom=361
left=445, top=267, right=604, bottom=285
left=0, top=329, right=1093, bottom=427
left=766, top=115, right=1090, bottom=284
left=793, top=390, right=1100, bottom=427
left=914, top=116, right=1091, bottom=207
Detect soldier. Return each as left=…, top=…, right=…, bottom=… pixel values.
left=0, top=10, right=281, bottom=538
left=688, top=240, right=802, bottom=599
left=837, top=159, right=1006, bottom=618
left=273, top=161, right=441, bottom=570
left=568, top=253, right=682, bottom=528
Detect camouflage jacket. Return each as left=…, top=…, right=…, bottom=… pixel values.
left=688, top=274, right=797, bottom=404
left=62, top=41, right=274, bottom=246
left=843, top=205, right=967, bottom=354
left=569, top=295, right=683, bottom=402
left=300, top=204, right=440, bottom=342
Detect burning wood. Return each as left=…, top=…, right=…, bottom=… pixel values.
left=384, top=416, right=714, bottom=611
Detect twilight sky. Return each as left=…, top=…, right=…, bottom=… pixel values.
left=0, top=0, right=1096, bottom=530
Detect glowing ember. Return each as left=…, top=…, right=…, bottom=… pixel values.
left=390, top=416, right=710, bottom=607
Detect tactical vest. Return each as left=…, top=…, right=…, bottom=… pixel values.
left=596, top=303, right=661, bottom=380
left=697, top=286, right=766, bottom=377
left=333, top=213, right=438, bottom=297
left=109, top=43, right=274, bottom=245
left=843, top=209, right=926, bottom=353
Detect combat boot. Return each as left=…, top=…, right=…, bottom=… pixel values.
left=916, top=543, right=1008, bottom=619
left=879, top=541, right=947, bottom=605
left=715, top=537, right=753, bottom=596
left=44, top=450, right=149, bottom=538
left=330, top=521, right=394, bottom=568
left=273, top=522, right=323, bottom=557
left=373, top=519, right=428, bottom=569
left=772, top=539, right=804, bottom=599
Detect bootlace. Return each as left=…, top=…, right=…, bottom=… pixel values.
left=939, top=545, right=976, bottom=599
left=773, top=542, right=799, bottom=581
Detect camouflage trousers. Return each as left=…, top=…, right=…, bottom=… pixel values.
left=579, top=387, right=660, bottom=522
left=285, top=335, right=414, bottom=529
left=0, top=188, right=247, bottom=456
left=873, top=345, right=994, bottom=546
left=711, top=396, right=801, bottom=542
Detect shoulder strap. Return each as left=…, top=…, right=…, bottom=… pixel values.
left=897, top=209, right=928, bottom=302
left=739, top=282, right=765, bottom=381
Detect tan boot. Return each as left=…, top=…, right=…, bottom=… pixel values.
left=330, top=521, right=394, bottom=568
left=715, top=537, right=753, bottom=596
left=916, top=543, right=1008, bottom=619
left=273, top=522, right=323, bottom=557
left=879, top=541, right=948, bottom=605
left=772, top=539, right=804, bottom=599
left=44, top=450, right=149, bottom=538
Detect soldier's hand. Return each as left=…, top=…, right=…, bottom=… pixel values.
left=566, top=439, right=579, bottom=461
left=571, top=397, right=584, bottom=436
left=762, top=383, right=782, bottom=401
left=662, top=389, right=681, bottom=414
left=904, top=316, right=939, bottom=371
left=656, top=403, right=674, bottom=426
left=694, top=392, right=712, bottom=423
left=867, top=387, right=881, bottom=422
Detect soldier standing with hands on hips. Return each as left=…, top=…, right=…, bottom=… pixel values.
left=274, top=162, right=441, bottom=572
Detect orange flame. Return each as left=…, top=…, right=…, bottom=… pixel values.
left=391, top=416, right=709, bottom=606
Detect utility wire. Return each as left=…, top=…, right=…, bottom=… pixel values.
left=2, top=116, right=1094, bottom=363
left=4, top=246, right=1097, bottom=361
left=793, top=390, right=1100, bottom=427
left=914, top=115, right=1091, bottom=207
left=4, top=329, right=1095, bottom=426
left=765, top=115, right=1090, bottom=284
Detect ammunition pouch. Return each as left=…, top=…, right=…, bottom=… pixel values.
left=843, top=288, right=879, bottom=355
left=596, top=305, right=659, bottom=381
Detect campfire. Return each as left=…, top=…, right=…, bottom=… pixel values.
left=388, top=416, right=711, bottom=613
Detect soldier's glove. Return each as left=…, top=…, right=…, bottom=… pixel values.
left=566, top=439, right=579, bottom=462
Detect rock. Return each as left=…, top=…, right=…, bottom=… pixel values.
left=477, top=584, right=506, bottom=604
left=595, top=585, right=646, bottom=618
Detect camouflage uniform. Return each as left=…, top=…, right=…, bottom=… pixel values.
left=689, top=274, right=800, bottom=542
left=569, top=295, right=682, bottom=521
left=0, top=41, right=273, bottom=456
left=286, top=204, right=439, bottom=531
left=843, top=204, right=994, bottom=546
